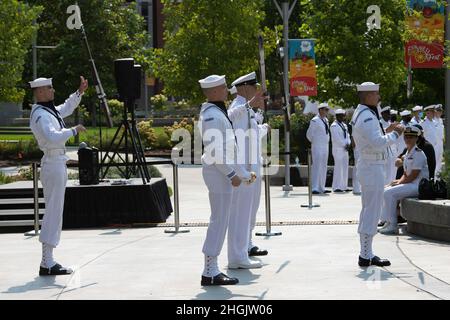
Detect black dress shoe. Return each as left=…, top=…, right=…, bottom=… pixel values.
left=333, top=189, right=344, bottom=193
left=312, top=191, right=320, bottom=195
left=201, top=273, right=239, bottom=286
left=398, top=216, right=407, bottom=224
left=39, top=263, right=73, bottom=276
left=378, top=221, right=386, bottom=227
left=358, top=256, right=391, bottom=267
left=248, top=246, right=268, bottom=256
left=345, top=189, right=352, bottom=192
left=324, top=190, right=332, bottom=193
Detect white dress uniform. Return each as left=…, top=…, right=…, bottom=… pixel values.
left=199, top=101, right=251, bottom=266
left=380, top=118, right=396, bottom=184
left=226, top=94, right=269, bottom=264
left=30, top=91, right=83, bottom=248
left=421, top=117, right=439, bottom=175
left=434, top=116, right=444, bottom=176
left=351, top=82, right=400, bottom=263
left=382, top=146, right=428, bottom=227
left=330, top=116, right=351, bottom=191
left=306, top=109, right=330, bottom=193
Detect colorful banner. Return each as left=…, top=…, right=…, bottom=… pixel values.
left=288, top=39, right=317, bottom=96
left=405, top=0, right=445, bottom=68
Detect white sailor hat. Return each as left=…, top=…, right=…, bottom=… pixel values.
left=357, top=82, right=379, bottom=92
left=318, top=102, right=330, bottom=110
left=400, top=110, right=411, bottom=117
left=412, top=105, right=423, bottom=112
left=404, top=125, right=421, bottom=137
left=435, top=104, right=443, bottom=111
left=424, top=105, right=435, bottom=111
left=380, top=106, right=391, bottom=113
left=335, top=108, right=345, bottom=115
left=199, top=75, right=226, bottom=89
left=29, top=77, right=52, bottom=89
left=231, top=72, right=258, bottom=87
left=390, top=109, right=398, bottom=115
left=229, top=86, right=237, bottom=95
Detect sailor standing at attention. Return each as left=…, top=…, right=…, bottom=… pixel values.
left=29, top=76, right=88, bottom=276
left=198, top=75, right=256, bottom=286
left=227, top=72, right=270, bottom=269
left=307, top=103, right=331, bottom=194
left=350, top=82, right=404, bottom=267
left=330, top=109, right=351, bottom=192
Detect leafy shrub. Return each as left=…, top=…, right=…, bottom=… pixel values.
left=151, top=94, right=169, bottom=111
left=164, top=118, right=194, bottom=148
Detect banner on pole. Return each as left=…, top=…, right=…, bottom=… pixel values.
left=288, top=39, right=317, bottom=96
left=405, top=0, right=444, bottom=68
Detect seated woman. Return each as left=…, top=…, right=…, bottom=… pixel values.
left=379, top=126, right=429, bottom=235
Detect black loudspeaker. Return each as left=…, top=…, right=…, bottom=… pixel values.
left=114, top=58, right=135, bottom=100
left=132, top=64, right=142, bottom=100
left=78, top=146, right=99, bottom=185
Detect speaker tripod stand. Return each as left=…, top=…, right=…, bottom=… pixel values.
left=101, top=100, right=150, bottom=184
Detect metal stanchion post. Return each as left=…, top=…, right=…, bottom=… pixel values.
left=256, top=157, right=282, bottom=237
left=301, top=149, right=320, bottom=209
left=165, top=155, right=189, bottom=234
left=25, top=163, right=40, bottom=236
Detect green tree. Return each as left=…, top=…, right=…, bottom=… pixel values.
left=0, top=0, right=42, bottom=103
left=22, top=0, right=149, bottom=110
left=153, top=0, right=269, bottom=103
left=295, top=0, right=408, bottom=108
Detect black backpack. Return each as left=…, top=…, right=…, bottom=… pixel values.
left=418, top=178, right=447, bottom=200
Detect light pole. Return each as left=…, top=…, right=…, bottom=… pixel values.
left=273, top=0, right=297, bottom=192
left=445, top=0, right=450, bottom=153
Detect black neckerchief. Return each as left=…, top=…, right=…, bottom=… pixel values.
left=209, top=101, right=233, bottom=128
left=320, top=117, right=329, bottom=135
left=337, top=121, right=347, bottom=139
left=366, top=104, right=386, bottom=135
left=37, top=100, right=66, bottom=129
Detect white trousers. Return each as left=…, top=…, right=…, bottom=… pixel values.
left=249, top=175, right=262, bottom=248
left=39, top=161, right=68, bottom=248
left=352, top=151, right=361, bottom=193
left=384, top=157, right=397, bottom=185
left=435, top=143, right=443, bottom=177
left=383, top=183, right=418, bottom=224
left=332, top=149, right=349, bottom=191
left=311, top=146, right=329, bottom=193
left=357, top=163, right=385, bottom=236
left=228, top=183, right=254, bottom=263
left=202, top=165, right=234, bottom=257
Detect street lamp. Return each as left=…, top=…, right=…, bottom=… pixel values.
left=273, top=0, right=297, bottom=192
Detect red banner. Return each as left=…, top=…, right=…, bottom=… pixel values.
left=405, top=40, right=444, bottom=68
left=290, top=77, right=318, bottom=96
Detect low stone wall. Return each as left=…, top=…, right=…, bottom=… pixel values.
left=402, top=199, right=450, bottom=242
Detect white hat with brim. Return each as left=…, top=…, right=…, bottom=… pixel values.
left=400, top=110, right=411, bottom=117
left=335, top=108, right=345, bottom=115
left=404, top=126, right=421, bottom=137
left=318, top=102, right=330, bottom=110
left=412, top=105, right=423, bottom=112
left=390, top=110, right=398, bottom=115
left=424, top=105, right=435, bottom=111
left=199, top=75, right=226, bottom=89
left=231, top=72, right=258, bottom=87
left=229, top=86, right=237, bottom=95
left=357, top=82, right=380, bottom=92
left=29, top=78, right=52, bottom=89
left=380, top=106, right=390, bottom=113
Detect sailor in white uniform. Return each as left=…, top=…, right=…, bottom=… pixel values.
left=434, top=104, right=444, bottom=176
left=380, top=126, right=429, bottom=235
left=29, top=77, right=88, bottom=276
left=410, top=105, right=423, bottom=125
left=350, top=82, right=404, bottom=267
left=227, top=72, right=269, bottom=269
left=330, top=109, right=351, bottom=192
left=198, top=75, right=256, bottom=286
left=380, top=106, right=397, bottom=184
left=306, top=103, right=331, bottom=194
left=421, top=105, right=440, bottom=176
left=396, top=110, right=412, bottom=159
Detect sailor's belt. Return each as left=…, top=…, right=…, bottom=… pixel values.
left=43, top=149, right=66, bottom=157
left=360, top=153, right=386, bottom=161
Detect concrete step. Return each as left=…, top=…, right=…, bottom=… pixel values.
left=0, top=220, right=42, bottom=227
